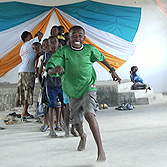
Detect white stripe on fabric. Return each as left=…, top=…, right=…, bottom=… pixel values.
left=0, top=10, right=61, bottom=84
left=42, top=10, right=61, bottom=41
left=0, top=9, right=52, bottom=60
left=57, top=8, right=136, bottom=61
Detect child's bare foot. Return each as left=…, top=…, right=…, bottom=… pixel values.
left=77, top=133, right=87, bottom=151
left=49, top=130, right=58, bottom=138
left=97, top=150, right=106, bottom=161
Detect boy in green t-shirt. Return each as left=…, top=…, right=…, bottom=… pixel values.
left=46, top=26, right=121, bottom=161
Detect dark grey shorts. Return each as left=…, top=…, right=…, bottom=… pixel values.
left=69, top=91, right=99, bottom=124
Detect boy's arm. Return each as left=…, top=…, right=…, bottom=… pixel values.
left=101, top=59, right=121, bottom=84
left=47, top=66, right=65, bottom=76
left=38, top=63, right=43, bottom=87
left=34, top=59, right=39, bottom=78
left=46, top=49, right=65, bottom=76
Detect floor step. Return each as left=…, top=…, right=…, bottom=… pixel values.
left=133, top=93, right=163, bottom=105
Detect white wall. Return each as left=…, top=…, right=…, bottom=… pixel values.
left=116, top=0, right=167, bottom=93
left=0, top=0, right=167, bottom=93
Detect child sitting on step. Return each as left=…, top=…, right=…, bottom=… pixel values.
left=130, top=66, right=151, bottom=91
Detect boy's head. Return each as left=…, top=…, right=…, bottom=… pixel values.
left=48, top=36, right=60, bottom=53
left=32, top=42, right=43, bottom=56
left=69, top=26, right=85, bottom=49
left=58, top=25, right=65, bottom=35
left=42, top=38, right=49, bottom=53
left=50, top=25, right=59, bottom=37
left=131, top=66, right=138, bottom=73
left=21, top=31, right=32, bottom=43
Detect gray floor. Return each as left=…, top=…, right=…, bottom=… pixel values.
left=0, top=96, right=167, bottom=167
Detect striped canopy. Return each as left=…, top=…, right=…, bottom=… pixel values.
left=0, top=0, right=141, bottom=77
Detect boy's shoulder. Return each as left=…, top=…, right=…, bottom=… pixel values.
left=56, top=45, right=70, bottom=53
left=83, top=44, right=95, bottom=49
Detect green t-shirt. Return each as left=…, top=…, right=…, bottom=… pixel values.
left=46, top=44, right=105, bottom=99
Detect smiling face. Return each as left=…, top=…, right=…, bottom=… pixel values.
left=69, top=27, right=85, bottom=49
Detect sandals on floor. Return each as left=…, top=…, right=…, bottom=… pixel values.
left=40, top=126, right=49, bottom=132
left=21, top=114, right=34, bottom=121
left=5, top=119, right=18, bottom=125
left=55, top=126, right=62, bottom=131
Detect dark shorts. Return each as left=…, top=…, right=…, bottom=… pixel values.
left=46, top=86, right=64, bottom=109
left=69, top=91, right=99, bottom=124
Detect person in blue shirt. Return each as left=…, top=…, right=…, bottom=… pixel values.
left=130, top=66, right=143, bottom=83
left=130, top=66, right=151, bottom=90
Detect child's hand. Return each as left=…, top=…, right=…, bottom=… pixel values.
left=55, top=66, right=65, bottom=75
left=110, top=71, right=121, bottom=84
left=48, top=66, right=65, bottom=75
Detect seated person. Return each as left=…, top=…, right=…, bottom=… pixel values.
left=130, top=66, right=151, bottom=90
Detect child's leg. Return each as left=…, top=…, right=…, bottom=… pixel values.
left=43, top=107, right=49, bottom=127
left=69, top=98, right=87, bottom=149
left=49, top=107, right=55, bottom=132
left=84, top=112, right=106, bottom=161
left=46, top=86, right=58, bottom=136
left=22, top=104, right=28, bottom=116
left=83, top=91, right=106, bottom=161
left=55, top=107, right=62, bottom=130
left=75, top=123, right=87, bottom=151
left=22, top=104, right=33, bottom=118
left=64, top=104, right=70, bottom=137
left=64, top=103, right=78, bottom=137
left=61, top=105, right=65, bottom=121
left=40, top=106, right=49, bottom=132
left=44, top=113, right=49, bottom=126
left=48, top=107, right=57, bottom=137
left=71, top=124, right=78, bottom=137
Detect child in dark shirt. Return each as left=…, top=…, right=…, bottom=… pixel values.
left=44, top=36, right=65, bottom=137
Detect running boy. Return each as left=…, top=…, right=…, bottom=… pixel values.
left=46, top=26, right=121, bottom=161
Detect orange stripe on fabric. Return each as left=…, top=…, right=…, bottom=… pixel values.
left=55, top=8, right=125, bottom=70
left=0, top=9, right=54, bottom=78
left=157, top=0, right=167, bottom=16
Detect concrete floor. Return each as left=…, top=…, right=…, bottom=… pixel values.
left=0, top=96, right=167, bottom=167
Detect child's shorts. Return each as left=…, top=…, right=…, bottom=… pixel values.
left=15, top=72, right=35, bottom=106
left=46, top=86, right=65, bottom=109
left=69, top=91, right=99, bottom=125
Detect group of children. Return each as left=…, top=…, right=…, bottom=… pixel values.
left=15, top=24, right=150, bottom=162
left=32, top=26, right=78, bottom=138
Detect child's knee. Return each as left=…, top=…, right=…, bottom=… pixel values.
left=84, top=112, right=95, bottom=120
